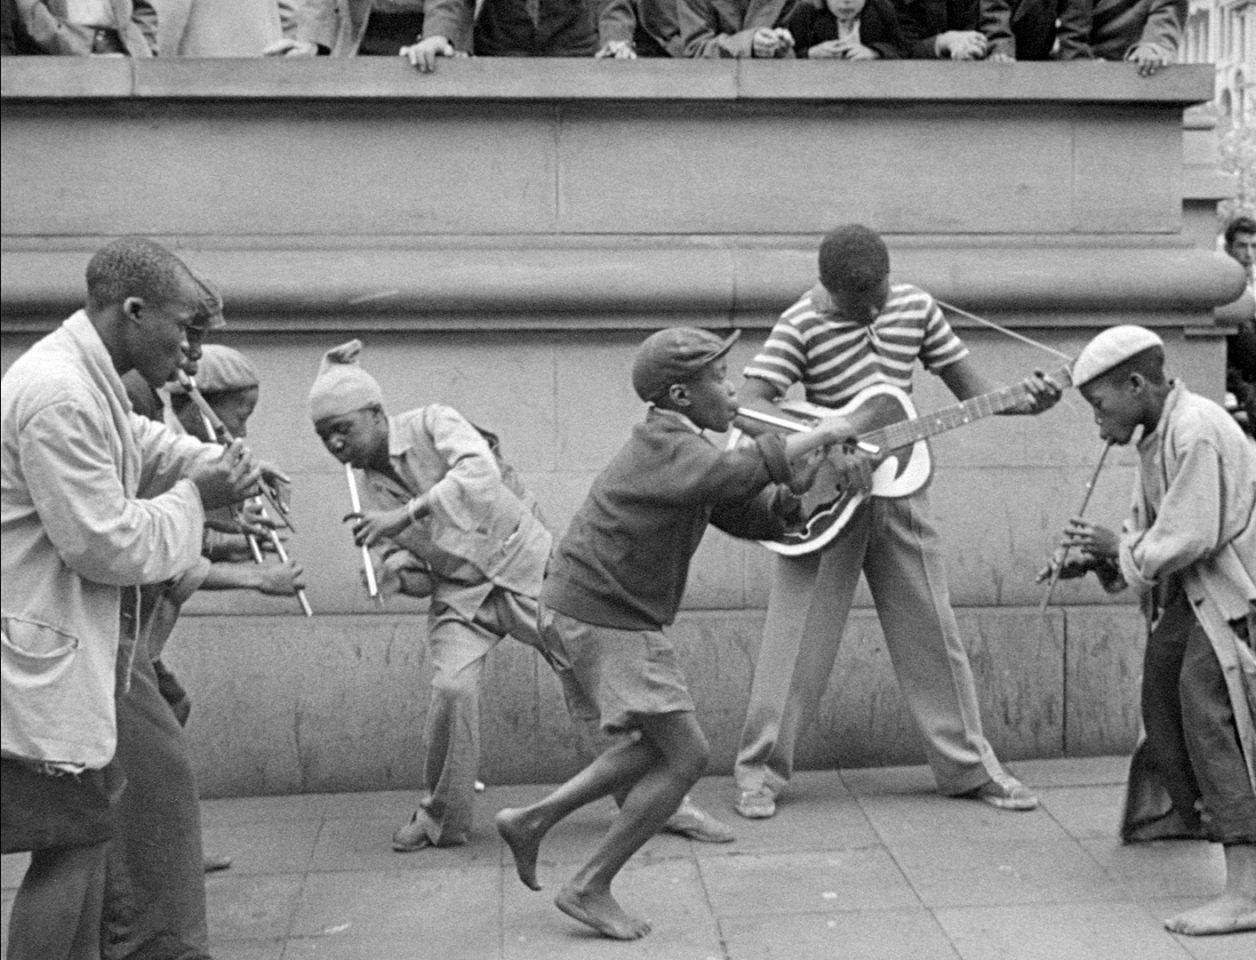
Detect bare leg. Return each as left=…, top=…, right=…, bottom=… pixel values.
left=1165, top=843, right=1256, bottom=935
left=554, top=712, right=710, bottom=940
left=497, top=735, right=657, bottom=891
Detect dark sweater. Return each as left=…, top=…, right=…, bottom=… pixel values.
left=543, top=409, right=797, bottom=631
left=788, top=0, right=905, bottom=58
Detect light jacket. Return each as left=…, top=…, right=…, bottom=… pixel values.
left=15, top=0, right=157, bottom=55
left=678, top=0, right=796, bottom=57
left=1117, top=381, right=1256, bottom=791
left=356, top=405, right=551, bottom=618
left=1056, top=0, right=1184, bottom=61
left=1, top=311, right=209, bottom=769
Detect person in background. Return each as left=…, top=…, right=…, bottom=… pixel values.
left=1055, top=0, right=1186, bottom=76
left=268, top=0, right=425, bottom=57
left=787, top=0, right=904, bottom=59
left=678, top=0, right=795, bottom=57
left=399, top=0, right=597, bottom=71
left=1220, top=214, right=1256, bottom=437
left=596, top=0, right=682, bottom=58
left=10, top=0, right=157, bottom=55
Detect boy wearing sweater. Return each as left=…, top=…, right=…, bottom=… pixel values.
left=495, top=327, right=851, bottom=939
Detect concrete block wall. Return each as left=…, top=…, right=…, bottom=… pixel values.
left=1, top=59, right=1243, bottom=796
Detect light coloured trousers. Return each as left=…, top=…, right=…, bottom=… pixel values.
left=735, top=491, right=1002, bottom=796
left=416, top=586, right=541, bottom=845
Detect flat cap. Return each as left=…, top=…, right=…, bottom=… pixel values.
left=1072, top=325, right=1164, bottom=388
left=631, top=327, right=739, bottom=402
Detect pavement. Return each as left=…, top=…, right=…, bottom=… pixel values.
left=3, top=755, right=1254, bottom=960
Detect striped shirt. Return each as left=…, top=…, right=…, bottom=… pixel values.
left=744, top=282, right=968, bottom=407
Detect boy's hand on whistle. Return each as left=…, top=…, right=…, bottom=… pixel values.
left=191, top=439, right=263, bottom=510
left=1034, top=556, right=1095, bottom=583
left=1062, top=517, right=1119, bottom=559
left=235, top=501, right=281, bottom=540
left=345, top=506, right=412, bottom=548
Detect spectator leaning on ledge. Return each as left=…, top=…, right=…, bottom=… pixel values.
left=679, top=0, right=795, bottom=57
left=892, top=0, right=1057, bottom=60
left=1055, top=0, right=1186, bottom=76
left=787, top=0, right=905, bottom=60
left=9, top=0, right=157, bottom=55
left=401, top=0, right=598, bottom=70
left=270, top=0, right=426, bottom=57
left=596, top=0, right=682, bottom=58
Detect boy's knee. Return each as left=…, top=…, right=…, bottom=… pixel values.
left=431, top=671, right=480, bottom=703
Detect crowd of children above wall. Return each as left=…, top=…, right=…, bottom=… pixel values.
left=5, top=0, right=1185, bottom=77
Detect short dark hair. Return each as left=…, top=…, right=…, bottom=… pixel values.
left=1093, top=345, right=1167, bottom=388
left=818, top=224, right=890, bottom=295
left=85, top=237, right=192, bottom=310
left=1224, top=215, right=1256, bottom=246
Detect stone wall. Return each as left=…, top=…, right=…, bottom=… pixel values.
left=1, top=59, right=1244, bottom=796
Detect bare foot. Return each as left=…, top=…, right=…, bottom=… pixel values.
left=1165, top=894, right=1256, bottom=936
left=555, top=884, right=651, bottom=940
left=496, top=807, right=544, bottom=891
left=1123, top=809, right=1204, bottom=843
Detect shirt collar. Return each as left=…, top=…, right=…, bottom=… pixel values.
left=647, top=405, right=703, bottom=435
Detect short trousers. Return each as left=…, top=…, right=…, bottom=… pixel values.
left=1, top=757, right=123, bottom=853
left=541, top=608, right=694, bottom=734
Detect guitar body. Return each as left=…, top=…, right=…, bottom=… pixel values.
left=730, top=384, right=932, bottom=557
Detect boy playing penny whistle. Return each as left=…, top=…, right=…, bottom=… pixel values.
left=1051, top=324, right=1255, bottom=937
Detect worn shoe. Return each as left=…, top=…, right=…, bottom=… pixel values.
left=663, top=796, right=735, bottom=843
left=964, top=772, right=1039, bottom=812
left=202, top=853, right=233, bottom=873
left=392, top=811, right=436, bottom=852
left=734, top=787, right=777, bottom=820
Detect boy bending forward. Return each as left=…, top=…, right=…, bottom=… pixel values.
left=1055, top=325, right=1255, bottom=936
left=496, top=327, right=850, bottom=939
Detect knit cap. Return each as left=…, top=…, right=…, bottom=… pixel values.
left=307, top=339, right=384, bottom=422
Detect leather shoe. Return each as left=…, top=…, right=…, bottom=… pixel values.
left=392, top=811, right=436, bottom=852
left=662, top=796, right=734, bottom=843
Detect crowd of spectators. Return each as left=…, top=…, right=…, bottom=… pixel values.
left=1, top=0, right=1186, bottom=71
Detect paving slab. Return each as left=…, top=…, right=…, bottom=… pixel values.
left=3, top=758, right=1254, bottom=960
left=933, top=901, right=1195, bottom=960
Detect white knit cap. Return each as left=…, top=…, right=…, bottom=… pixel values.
left=1072, top=325, right=1164, bottom=388
left=307, top=340, right=384, bottom=422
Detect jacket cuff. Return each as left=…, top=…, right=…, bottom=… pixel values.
left=754, top=433, right=793, bottom=486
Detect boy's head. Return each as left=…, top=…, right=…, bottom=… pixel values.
left=1072, top=325, right=1168, bottom=445
left=1224, top=215, right=1255, bottom=271
left=170, top=344, right=260, bottom=440
left=824, top=0, right=867, bottom=21
left=631, top=327, right=740, bottom=432
left=818, top=224, right=890, bottom=326
left=308, top=339, right=390, bottom=469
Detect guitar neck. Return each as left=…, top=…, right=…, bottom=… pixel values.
left=865, top=366, right=1070, bottom=452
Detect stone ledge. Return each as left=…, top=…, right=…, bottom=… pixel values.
left=0, top=57, right=1215, bottom=104
left=0, top=241, right=1243, bottom=332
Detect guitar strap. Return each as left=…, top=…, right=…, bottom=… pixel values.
left=935, top=299, right=1076, bottom=365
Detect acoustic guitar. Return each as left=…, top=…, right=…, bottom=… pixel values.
left=730, top=366, right=1072, bottom=556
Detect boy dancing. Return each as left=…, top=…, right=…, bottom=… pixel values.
left=308, top=340, right=553, bottom=852
left=495, top=327, right=851, bottom=940
left=1053, top=324, right=1255, bottom=936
